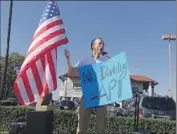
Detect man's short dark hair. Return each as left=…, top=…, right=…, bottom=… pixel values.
left=90, top=38, right=104, bottom=51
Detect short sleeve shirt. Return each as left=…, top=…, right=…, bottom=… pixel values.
left=75, top=55, right=107, bottom=68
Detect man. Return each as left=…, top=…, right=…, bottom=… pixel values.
left=64, top=38, right=110, bottom=134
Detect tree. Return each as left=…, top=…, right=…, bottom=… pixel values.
left=0, top=52, right=24, bottom=99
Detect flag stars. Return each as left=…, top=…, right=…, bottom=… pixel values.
left=39, top=2, right=60, bottom=25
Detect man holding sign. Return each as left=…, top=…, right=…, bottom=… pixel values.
left=65, top=38, right=108, bottom=134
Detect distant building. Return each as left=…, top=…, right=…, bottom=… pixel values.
left=58, top=71, right=158, bottom=103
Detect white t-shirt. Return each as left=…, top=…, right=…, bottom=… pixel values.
left=75, top=55, right=107, bottom=68
left=75, top=56, right=107, bottom=97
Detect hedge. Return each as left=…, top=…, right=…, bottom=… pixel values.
left=0, top=100, right=18, bottom=106
left=0, top=106, right=176, bottom=134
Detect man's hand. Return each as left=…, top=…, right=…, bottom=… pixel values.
left=64, top=48, right=70, bottom=59
left=64, top=48, right=73, bottom=73
left=64, top=48, right=79, bottom=76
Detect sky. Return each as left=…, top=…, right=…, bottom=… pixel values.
left=1, top=1, right=176, bottom=100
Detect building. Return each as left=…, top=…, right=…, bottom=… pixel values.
left=58, top=71, right=158, bottom=103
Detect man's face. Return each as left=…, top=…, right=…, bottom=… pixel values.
left=92, top=39, right=104, bottom=54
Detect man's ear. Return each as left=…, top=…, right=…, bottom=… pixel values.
left=92, top=44, right=96, bottom=50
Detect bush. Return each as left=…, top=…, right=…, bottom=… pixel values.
left=0, top=106, right=176, bottom=134
left=0, top=106, right=29, bottom=131
left=0, top=100, right=18, bottom=106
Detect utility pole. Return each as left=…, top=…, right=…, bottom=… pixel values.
left=0, top=0, right=13, bottom=100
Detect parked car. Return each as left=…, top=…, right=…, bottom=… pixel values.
left=123, top=95, right=176, bottom=120
left=57, top=100, right=78, bottom=110
left=107, top=103, right=124, bottom=117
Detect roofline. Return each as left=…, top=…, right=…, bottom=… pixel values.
left=58, top=75, right=79, bottom=81
left=130, top=79, right=158, bottom=85
left=58, top=74, right=158, bottom=85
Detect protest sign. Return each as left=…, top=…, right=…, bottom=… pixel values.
left=78, top=52, right=132, bottom=108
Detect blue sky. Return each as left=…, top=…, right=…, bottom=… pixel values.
left=1, top=1, right=176, bottom=100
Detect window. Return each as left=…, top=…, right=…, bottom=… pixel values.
left=73, top=83, right=81, bottom=88
left=132, top=87, right=139, bottom=93
left=142, top=96, right=176, bottom=110
left=128, top=100, right=136, bottom=110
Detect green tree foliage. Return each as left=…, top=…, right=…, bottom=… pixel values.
left=0, top=52, right=24, bottom=99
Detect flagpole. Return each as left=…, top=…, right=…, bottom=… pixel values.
left=0, top=0, right=13, bottom=100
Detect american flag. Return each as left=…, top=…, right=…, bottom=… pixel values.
left=13, top=1, right=68, bottom=105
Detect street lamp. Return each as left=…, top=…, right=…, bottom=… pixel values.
left=162, top=34, right=176, bottom=98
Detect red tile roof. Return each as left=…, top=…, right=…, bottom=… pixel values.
left=130, top=75, right=158, bottom=85
left=59, top=72, right=158, bottom=85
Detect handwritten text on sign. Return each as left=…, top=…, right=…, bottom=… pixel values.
left=78, top=52, right=133, bottom=108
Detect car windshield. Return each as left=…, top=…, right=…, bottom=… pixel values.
left=60, top=100, right=75, bottom=107
left=142, top=97, right=176, bottom=110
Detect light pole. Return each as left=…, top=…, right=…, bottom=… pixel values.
left=162, top=34, right=176, bottom=98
